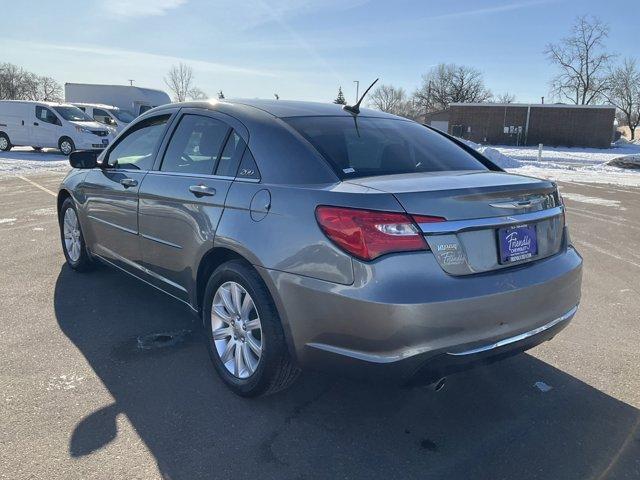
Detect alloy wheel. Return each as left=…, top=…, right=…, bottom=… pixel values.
left=0, top=137, right=8, bottom=150
left=211, top=281, right=262, bottom=379
left=63, top=208, right=81, bottom=262
left=60, top=141, right=72, bottom=155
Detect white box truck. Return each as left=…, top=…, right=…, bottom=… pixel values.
left=0, top=100, right=114, bottom=155
left=65, top=83, right=171, bottom=118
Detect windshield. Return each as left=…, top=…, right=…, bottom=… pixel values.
left=53, top=106, right=94, bottom=122
left=109, top=109, right=135, bottom=123
left=285, top=116, right=488, bottom=179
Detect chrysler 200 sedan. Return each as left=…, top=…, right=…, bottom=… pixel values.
left=57, top=99, right=582, bottom=397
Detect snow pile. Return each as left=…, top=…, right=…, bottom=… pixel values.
left=476, top=146, right=522, bottom=168
left=0, top=148, right=70, bottom=176
left=606, top=155, right=640, bottom=169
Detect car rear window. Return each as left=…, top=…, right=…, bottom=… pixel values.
left=284, top=116, right=488, bottom=178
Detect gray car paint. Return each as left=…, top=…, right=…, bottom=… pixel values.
left=59, top=99, right=582, bottom=376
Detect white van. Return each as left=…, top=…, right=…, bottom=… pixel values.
left=0, top=100, right=113, bottom=155
left=72, top=103, right=135, bottom=133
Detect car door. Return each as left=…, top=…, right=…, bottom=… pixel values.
left=138, top=109, right=247, bottom=303
left=82, top=112, right=174, bottom=273
left=33, top=105, right=61, bottom=147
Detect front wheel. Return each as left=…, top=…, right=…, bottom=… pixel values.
left=59, top=137, right=75, bottom=156
left=203, top=260, right=299, bottom=397
left=59, top=198, right=94, bottom=271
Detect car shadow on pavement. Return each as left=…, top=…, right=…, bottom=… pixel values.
left=54, top=264, right=640, bottom=480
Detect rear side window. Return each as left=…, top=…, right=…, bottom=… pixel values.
left=284, top=116, right=488, bottom=179
left=107, top=114, right=170, bottom=170
left=215, top=131, right=246, bottom=177
left=161, top=115, right=229, bottom=175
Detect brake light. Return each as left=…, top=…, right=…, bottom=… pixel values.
left=315, top=206, right=445, bottom=261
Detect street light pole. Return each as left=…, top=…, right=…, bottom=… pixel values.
left=353, top=80, right=360, bottom=102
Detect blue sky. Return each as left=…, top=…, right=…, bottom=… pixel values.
left=2, top=0, right=637, bottom=103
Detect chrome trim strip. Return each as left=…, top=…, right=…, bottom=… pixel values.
left=419, top=206, right=564, bottom=234
left=447, top=305, right=578, bottom=356
left=140, top=232, right=182, bottom=249
left=88, top=215, right=137, bottom=235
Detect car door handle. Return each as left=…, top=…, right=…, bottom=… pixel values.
left=120, top=178, right=138, bottom=188
left=33, top=122, right=39, bottom=126
left=189, top=184, right=216, bottom=197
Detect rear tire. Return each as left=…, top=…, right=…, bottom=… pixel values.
left=59, top=198, right=94, bottom=272
left=203, top=260, right=299, bottom=397
left=0, top=133, right=11, bottom=151
left=59, top=137, right=75, bottom=156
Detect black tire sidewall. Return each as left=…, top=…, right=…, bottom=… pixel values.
left=203, top=260, right=287, bottom=397
left=59, top=198, right=92, bottom=271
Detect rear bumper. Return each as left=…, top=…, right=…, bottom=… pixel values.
left=261, top=245, right=582, bottom=382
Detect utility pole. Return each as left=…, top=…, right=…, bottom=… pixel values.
left=353, top=80, right=360, bottom=102
left=128, top=79, right=135, bottom=86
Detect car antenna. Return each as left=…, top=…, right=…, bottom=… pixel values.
left=343, top=78, right=379, bottom=115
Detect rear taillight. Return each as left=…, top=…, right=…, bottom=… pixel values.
left=315, top=206, right=445, bottom=261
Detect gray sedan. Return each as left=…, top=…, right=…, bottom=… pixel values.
left=57, top=99, right=582, bottom=396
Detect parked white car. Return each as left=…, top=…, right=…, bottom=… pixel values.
left=0, top=100, right=113, bottom=155
left=72, top=103, right=135, bottom=134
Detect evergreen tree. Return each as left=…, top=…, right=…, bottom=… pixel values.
left=333, top=87, right=347, bottom=105
left=218, top=90, right=225, bottom=99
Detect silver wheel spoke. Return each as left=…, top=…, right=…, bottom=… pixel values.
left=242, top=343, right=256, bottom=374
left=212, top=326, right=232, bottom=340
left=245, top=319, right=260, bottom=331
left=246, top=334, right=261, bottom=357
left=220, top=340, right=235, bottom=364
left=219, top=287, right=236, bottom=315
left=234, top=342, right=244, bottom=377
left=212, top=304, right=233, bottom=322
left=231, top=283, right=243, bottom=314
left=240, top=294, right=253, bottom=319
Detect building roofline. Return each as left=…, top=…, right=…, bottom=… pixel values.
left=449, top=102, right=615, bottom=109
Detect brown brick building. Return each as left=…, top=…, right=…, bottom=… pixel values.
left=424, top=103, right=616, bottom=148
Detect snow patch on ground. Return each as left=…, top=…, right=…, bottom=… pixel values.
left=606, top=154, right=640, bottom=170
left=476, top=146, right=522, bottom=169
left=0, top=218, right=17, bottom=224
left=560, top=192, right=623, bottom=209
left=0, top=147, right=70, bottom=176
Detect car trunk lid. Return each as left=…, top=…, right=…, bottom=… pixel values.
left=346, top=171, right=565, bottom=275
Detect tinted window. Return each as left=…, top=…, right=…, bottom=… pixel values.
left=161, top=115, right=229, bottom=175
left=237, top=149, right=260, bottom=180
left=93, top=108, right=113, bottom=125
left=110, top=109, right=135, bottom=123
left=285, top=116, right=488, bottom=179
left=107, top=115, right=170, bottom=170
left=216, top=131, right=246, bottom=177
left=35, top=106, right=60, bottom=125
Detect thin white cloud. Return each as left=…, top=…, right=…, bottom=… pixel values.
left=104, top=0, right=187, bottom=18
left=429, top=0, right=557, bottom=21
left=13, top=41, right=278, bottom=78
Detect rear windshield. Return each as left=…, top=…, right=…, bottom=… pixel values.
left=284, top=116, right=488, bottom=178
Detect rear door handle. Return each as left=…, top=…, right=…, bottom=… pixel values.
left=120, top=178, right=138, bottom=188
left=189, top=184, right=216, bottom=197
left=33, top=122, right=39, bottom=126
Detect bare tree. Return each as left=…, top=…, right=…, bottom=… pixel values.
left=413, top=63, right=493, bottom=113
left=369, top=84, right=407, bottom=113
left=189, top=87, right=208, bottom=100
left=496, top=92, right=516, bottom=104
left=605, top=58, right=640, bottom=140
left=368, top=84, right=420, bottom=119
left=0, top=63, right=62, bottom=101
left=164, top=63, right=194, bottom=102
left=544, top=15, right=615, bottom=104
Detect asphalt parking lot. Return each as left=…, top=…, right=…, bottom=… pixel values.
left=1, top=171, right=639, bottom=480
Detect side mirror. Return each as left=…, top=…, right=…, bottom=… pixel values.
left=69, top=150, right=98, bottom=169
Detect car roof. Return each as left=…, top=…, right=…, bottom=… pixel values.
left=151, top=98, right=402, bottom=120
left=72, top=102, right=120, bottom=110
